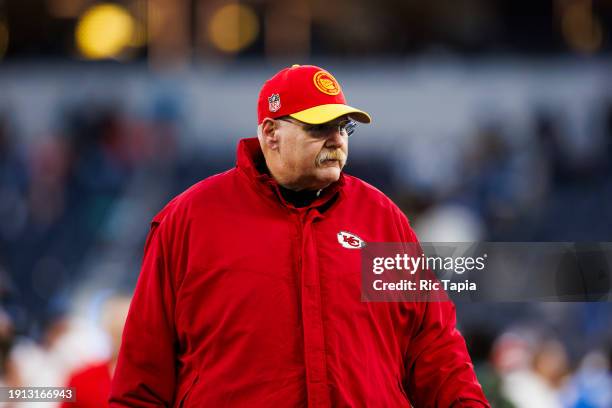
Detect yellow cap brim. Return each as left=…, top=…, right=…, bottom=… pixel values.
left=290, top=103, right=372, bottom=125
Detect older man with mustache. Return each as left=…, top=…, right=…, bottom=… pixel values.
left=110, top=65, right=490, bottom=407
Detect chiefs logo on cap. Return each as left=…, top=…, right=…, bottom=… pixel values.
left=313, top=71, right=341, bottom=95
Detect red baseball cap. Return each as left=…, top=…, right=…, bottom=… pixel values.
left=257, top=64, right=372, bottom=125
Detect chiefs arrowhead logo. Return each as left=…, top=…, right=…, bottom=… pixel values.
left=337, top=231, right=366, bottom=249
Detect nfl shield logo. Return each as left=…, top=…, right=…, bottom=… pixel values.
left=268, top=94, right=281, bottom=112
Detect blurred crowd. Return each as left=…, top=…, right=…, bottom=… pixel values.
left=405, top=102, right=612, bottom=242
left=0, top=77, right=611, bottom=405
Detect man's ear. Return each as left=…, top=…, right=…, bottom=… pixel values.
left=260, top=118, right=280, bottom=151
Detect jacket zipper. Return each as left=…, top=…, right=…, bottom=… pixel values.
left=296, top=211, right=304, bottom=281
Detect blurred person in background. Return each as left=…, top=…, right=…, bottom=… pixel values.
left=492, top=328, right=569, bottom=408
left=7, top=304, right=107, bottom=408
left=463, top=327, right=515, bottom=408
left=0, top=308, right=19, bottom=387
left=60, top=295, right=131, bottom=408
left=0, top=308, right=20, bottom=408
left=562, top=347, right=612, bottom=408
left=110, top=64, right=490, bottom=407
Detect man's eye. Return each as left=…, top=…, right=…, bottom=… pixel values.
left=306, top=121, right=355, bottom=136
left=307, top=125, right=331, bottom=134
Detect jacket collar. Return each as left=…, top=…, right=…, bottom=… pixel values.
left=236, top=138, right=345, bottom=210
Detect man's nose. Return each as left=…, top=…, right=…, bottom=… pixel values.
left=324, top=128, right=345, bottom=148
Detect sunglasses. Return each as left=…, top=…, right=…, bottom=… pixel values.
left=277, top=117, right=358, bottom=137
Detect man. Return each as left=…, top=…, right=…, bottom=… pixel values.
left=110, top=64, right=490, bottom=407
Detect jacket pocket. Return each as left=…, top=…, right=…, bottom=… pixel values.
left=176, top=373, right=199, bottom=408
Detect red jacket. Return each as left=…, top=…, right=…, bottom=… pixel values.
left=110, top=138, right=489, bottom=407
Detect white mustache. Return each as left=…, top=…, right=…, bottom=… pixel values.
left=316, top=149, right=347, bottom=167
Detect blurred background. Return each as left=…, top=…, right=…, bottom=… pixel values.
left=0, top=0, right=612, bottom=406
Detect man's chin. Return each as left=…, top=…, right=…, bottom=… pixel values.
left=314, top=168, right=341, bottom=186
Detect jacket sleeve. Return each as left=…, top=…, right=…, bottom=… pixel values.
left=404, top=300, right=490, bottom=407
left=396, top=210, right=490, bottom=408
left=109, top=213, right=178, bottom=407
